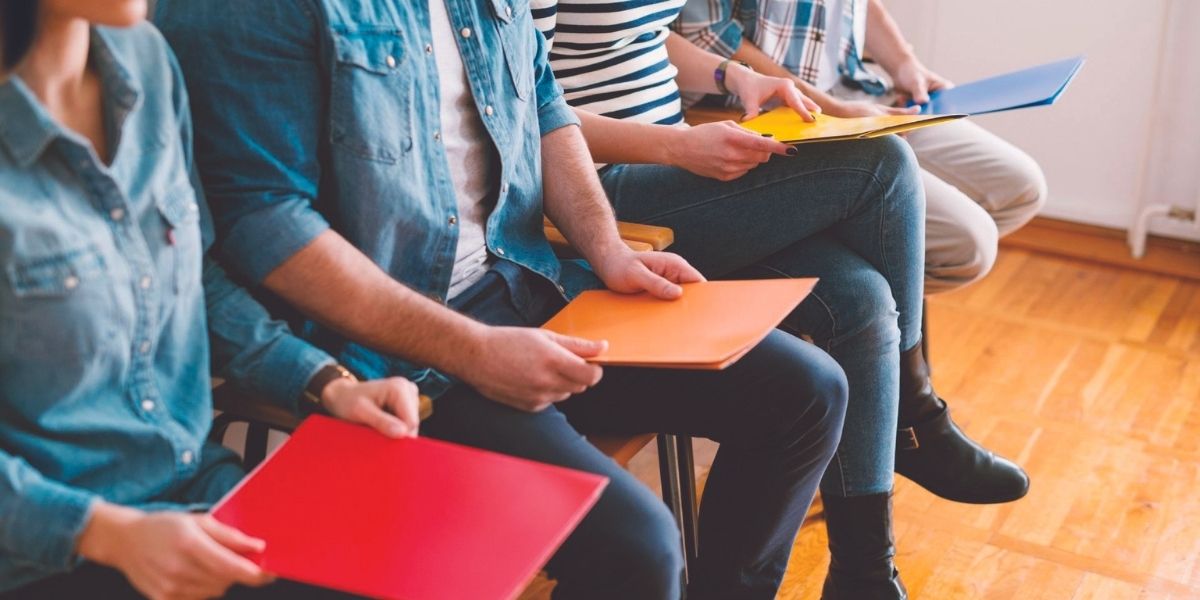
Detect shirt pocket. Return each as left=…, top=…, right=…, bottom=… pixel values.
left=155, top=180, right=203, bottom=298
left=329, top=28, right=413, bottom=164
left=2, top=245, right=112, bottom=361
left=490, top=0, right=535, bottom=100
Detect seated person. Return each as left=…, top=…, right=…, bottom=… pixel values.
left=0, top=2, right=420, bottom=597
left=676, top=0, right=1048, bottom=293
left=532, top=2, right=1027, bottom=597
left=155, top=0, right=850, bottom=598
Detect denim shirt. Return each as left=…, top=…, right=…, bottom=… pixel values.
left=0, top=25, right=333, bottom=589
left=155, top=0, right=599, bottom=396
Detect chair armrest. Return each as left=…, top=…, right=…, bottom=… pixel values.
left=543, top=219, right=674, bottom=255
left=683, top=107, right=742, bottom=126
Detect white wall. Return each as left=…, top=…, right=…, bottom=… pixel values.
left=886, top=0, right=1200, bottom=242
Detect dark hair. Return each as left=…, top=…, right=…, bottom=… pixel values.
left=0, top=0, right=38, bottom=69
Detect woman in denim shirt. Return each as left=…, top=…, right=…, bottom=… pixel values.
left=0, top=1, right=421, bottom=597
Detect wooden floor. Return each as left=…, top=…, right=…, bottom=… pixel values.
left=522, top=245, right=1200, bottom=599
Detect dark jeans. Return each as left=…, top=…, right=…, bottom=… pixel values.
left=601, top=135, right=925, bottom=497
left=420, top=261, right=847, bottom=599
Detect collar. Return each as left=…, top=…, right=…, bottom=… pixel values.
left=0, top=27, right=143, bottom=168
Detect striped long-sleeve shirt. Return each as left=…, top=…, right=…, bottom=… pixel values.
left=533, top=0, right=688, bottom=126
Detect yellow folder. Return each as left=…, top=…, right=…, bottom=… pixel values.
left=740, top=107, right=965, bottom=144
left=541, top=279, right=817, bottom=370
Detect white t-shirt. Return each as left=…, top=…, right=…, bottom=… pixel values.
left=815, top=0, right=870, bottom=93
left=429, top=0, right=499, bottom=299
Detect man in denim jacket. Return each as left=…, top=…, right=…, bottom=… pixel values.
left=157, top=1, right=849, bottom=597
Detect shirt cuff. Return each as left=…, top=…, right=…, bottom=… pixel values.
left=221, top=197, right=331, bottom=284
left=538, top=93, right=582, bottom=137
left=237, top=336, right=335, bottom=413
left=4, top=479, right=96, bottom=570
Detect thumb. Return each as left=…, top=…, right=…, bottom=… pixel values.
left=633, top=263, right=683, bottom=300
left=547, top=332, right=608, bottom=358
left=199, top=516, right=266, bottom=555
left=739, top=98, right=763, bottom=122
left=884, top=105, right=922, bottom=115
left=360, top=402, right=412, bottom=438
left=909, top=79, right=931, bottom=105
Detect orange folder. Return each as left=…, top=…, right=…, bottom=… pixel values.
left=211, top=415, right=608, bottom=600
left=739, top=106, right=965, bottom=144
left=541, top=279, right=816, bottom=369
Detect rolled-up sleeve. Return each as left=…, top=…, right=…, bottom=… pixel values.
left=156, top=0, right=330, bottom=284
left=674, top=0, right=745, bottom=58
left=0, top=453, right=96, bottom=571
left=203, top=258, right=333, bottom=411
left=533, top=23, right=581, bottom=136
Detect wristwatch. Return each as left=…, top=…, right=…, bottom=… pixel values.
left=303, top=364, right=357, bottom=411
left=714, top=59, right=751, bottom=96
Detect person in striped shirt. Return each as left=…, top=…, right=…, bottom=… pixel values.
left=533, top=1, right=1028, bottom=598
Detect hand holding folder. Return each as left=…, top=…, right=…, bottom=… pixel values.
left=739, top=108, right=965, bottom=144
left=212, top=416, right=607, bottom=600
left=541, top=279, right=817, bottom=369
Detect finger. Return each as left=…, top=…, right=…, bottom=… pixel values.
left=545, top=331, right=608, bottom=358
left=780, top=85, right=815, bottom=122
left=191, top=527, right=272, bottom=588
left=387, top=382, right=422, bottom=436
left=198, top=517, right=266, bottom=555
left=359, top=401, right=412, bottom=438
left=632, top=262, right=683, bottom=299
left=909, top=78, right=931, bottom=104
left=739, top=98, right=762, bottom=122
left=883, top=105, right=922, bottom=115
left=729, top=128, right=792, bottom=156
left=659, top=254, right=706, bottom=283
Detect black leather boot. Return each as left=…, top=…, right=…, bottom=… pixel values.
left=895, top=341, right=1030, bottom=503
left=821, top=492, right=907, bottom=600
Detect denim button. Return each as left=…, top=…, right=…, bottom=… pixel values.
left=139, top=275, right=152, bottom=289
left=496, top=247, right=505, bottom=256
left=110, top=208, right=125, bottom=221
left=460, top=27, right=472, bottom=38
left=141, top=399, right=156, bottom=411
left=181, top=450, right=194, bottom=465
left=484, top=105, right=494, bottom=116
left=386, top=55, right=397, bottom=69
left=448, top=215, right=457, bottom=225
left=139, top=340, right=152, bottom=354
left=64, top=276, right=79, bottom=290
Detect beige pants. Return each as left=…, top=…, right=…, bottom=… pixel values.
left=832, top=85, right=1048, bottom=294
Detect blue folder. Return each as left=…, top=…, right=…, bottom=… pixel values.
left=914, top=56, right=1085, bottom=116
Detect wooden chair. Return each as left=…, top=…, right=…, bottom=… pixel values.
left=210, top=220, right=702, bottom=581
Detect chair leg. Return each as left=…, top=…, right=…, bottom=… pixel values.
left=657, top=433, right=689, bottom=592
left=243, top=422, right=270, bottom=469
left=675, top=435, right=700, bottom=569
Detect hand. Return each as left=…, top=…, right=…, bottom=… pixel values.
left=666, top=121, right=794, bottom=181
left=592, top=249, right=706, bottom=300
left=725, top=64, right=822, bottom=122
left=889, top=57, right=952, bottom=105
left=77, top=503, right=273, bottom=600
left=824, top=99, right=921, bottom=119
left=321, top=376, right=421, bottom=438
left=463, top=327, right=607, bottom=412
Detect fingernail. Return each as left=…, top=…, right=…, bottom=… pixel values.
left=761, top=133, right=773, bottom=137
left=388, top=423, right=407, bottom=437
left=740, top=113, right=749, bottom=120
left=786, top=147, right=798, bottom=156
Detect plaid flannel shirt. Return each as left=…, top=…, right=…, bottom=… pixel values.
left=675, top=0, right=885, bottom=94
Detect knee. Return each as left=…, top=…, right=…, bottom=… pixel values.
left=996, top=155, right=1048, bottom=235
left=871, top=134, right=924, bottom=208
left=613, top=499, right=685, bottom=596
left=772, top=345, right=849, bottom=453
left=815, top=270, right=900, bottom=349
left=926, top=215, right=999, bottom=293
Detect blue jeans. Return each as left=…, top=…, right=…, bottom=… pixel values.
left=425, top=262, right=846, bottom=599
left=600, top=135, right=925, bottom=497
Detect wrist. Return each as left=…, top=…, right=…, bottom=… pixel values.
left=722, top=63, right=754, bottom=98
left=76, top=501, right=141, bottom=567
left=307, top=364, right=357, bottom=409
left=658, top=125, right=688, bottom=168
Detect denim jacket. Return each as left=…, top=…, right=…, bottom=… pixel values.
left=156, top=0, right=598, bottom=396
left=0, top=25, right=333, bottom=589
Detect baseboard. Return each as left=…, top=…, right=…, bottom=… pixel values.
left=1000, top=217, right=1200, bottom=281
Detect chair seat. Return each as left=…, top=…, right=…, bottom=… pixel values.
left=587, top=433, right=658, bottom=467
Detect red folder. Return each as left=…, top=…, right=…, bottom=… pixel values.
left=541, top=279, right=817, bottom=369
left=211, top=415, right=608, bottom=600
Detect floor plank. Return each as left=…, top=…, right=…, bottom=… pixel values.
left=521, top=246, right=1200, bottom=599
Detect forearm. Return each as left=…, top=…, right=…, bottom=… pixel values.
left=260, top=231, right=489, bottom=380
left=864, top=0, right=917, bottom=74
left=730, top=40, right=843, bottom=110
left=539, top=125, right=628, bottom=266
left=575, top=108, right=684, bottom=166
left=664, top=32, right=730, bottom=94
